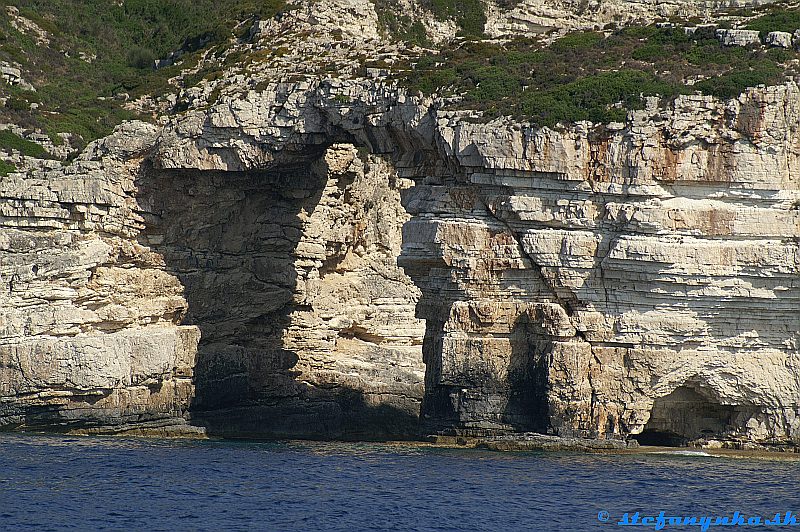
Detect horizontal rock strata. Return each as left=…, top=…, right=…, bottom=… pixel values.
left=401, top=85, right=800, bottom=445
left=485, top=0, right=782, bottom=37
left=2, top=52, right=799, bottom=445
left=0, top=123, right=199, bottom=432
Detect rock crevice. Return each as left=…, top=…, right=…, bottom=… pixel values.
left=1, top=74, right=799, bottom=446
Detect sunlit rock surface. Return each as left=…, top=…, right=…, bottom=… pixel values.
left=1, top=0, right=798, bottom=445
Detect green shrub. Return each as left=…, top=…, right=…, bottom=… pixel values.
left=374, top=0, right=482, bottom=42
left=551, top=31, right=604, bottom=52
left=127, top=47, right=156, bottom=69
left=747, top=9, right=800, bottom=35
left=0, top=130, right=49, bottom=158
left=463, top=65, right=520, bottom=102
left=404, top=22, right=795, bottom=126
left=694, top=63, right=783, bottom=100
left=617, top=25, right=659, bottom=39
left=425, top=0, right=486, bottom=38
left=521, top=70, right=679, bottom=126
left=404, top=21, right=428, bottom=45
left=38, top=105, right=136, bottom=150
left=767, top=47, right=793, bottom=63
left=407, top=64, right=458, bottom=94
left=5, top=96, right=30, bottom=112
left=684, top=42, right=747, bottom=66
left=0, top=0, right=288, bottom=145
left=373, top=4, right=431, bottom=46
left=0, top=160, right=16, bottom=176
left=631, top=42, right=664, bottom=61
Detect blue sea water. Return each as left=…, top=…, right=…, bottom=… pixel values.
left=1, top=434, right=799, bottom=531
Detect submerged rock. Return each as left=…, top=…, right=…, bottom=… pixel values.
left=475, top=433, right=635, bottom=452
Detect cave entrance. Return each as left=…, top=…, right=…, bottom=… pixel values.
left=138, top=144, right=427, bottom=439
left=632, top=386, right=735, bottom=447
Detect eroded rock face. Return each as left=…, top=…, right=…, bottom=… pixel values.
left=2, top=68, right=800, bottom=445
left=716, top=29, right=761, bottom=47
left=0, top=94, right=427, bottom=437
left=138, top=142, right=425, bottom=439
left=766, top=31, right=794, bottom=48
left=143, top=78, right=800, bottom=446
left=484, top=0, right=781, bottom=37
left=401, top=85, right=800, bottom=445
left=0, top=122, right=199, bottom=434
left=131, top=81, right=433, bottom=438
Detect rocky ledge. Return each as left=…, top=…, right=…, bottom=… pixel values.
left=1, top=0, right=799, bottom=448
left=1, top=75, right=799, bottom=449
left=433, top=433, right=636, bottom=452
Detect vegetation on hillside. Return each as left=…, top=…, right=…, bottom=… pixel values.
left=425, top=0, right=486, bottom=39
left=373, top=0, right=486, bottom=44
left=403, top=24, right=795, bottom=125
left=1, top=0, right=800, bottom=153
left=0, top=0, right=286, bottom=149
left=0, top=158, right=16, bottom=176
left=373, top=1, right=430, bottom=47
left=746, top=6, right=800, bottom=35
left=0, top=129, right=50, bottom=157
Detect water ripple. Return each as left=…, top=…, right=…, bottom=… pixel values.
left=0, top=434, right=798, bottom=530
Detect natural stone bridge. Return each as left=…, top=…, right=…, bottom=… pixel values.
left=1, top=78, right=799, bottom=446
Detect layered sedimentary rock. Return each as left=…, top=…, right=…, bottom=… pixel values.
left=0, top=92, right=427, bottom=437
left=139, top=141, right=425, bottom=438
left=173, top=74, right=797, bottom=446
left=485, top=0, right=781, bottom=37
left=2, top=0, right=800, bottom=444
left=138, top=79, right=800, bottom=445
left=0, top=123, right=199, bottom=433
left=401, top=86, right=800, bottom=445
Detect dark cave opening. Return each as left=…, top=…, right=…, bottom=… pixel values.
left=135, top=145, right=427, bottom=439
left=631, top=385, right=735, bottom=446
left=138, top=166, right=316, bottom=411
left=632, top=429, right=689, bottom=447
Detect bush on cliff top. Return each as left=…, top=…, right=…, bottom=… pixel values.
left=0, top=0, right=286, bottom=148
left=695, top=62, right=783, bottom=100
left=521, top=70, right=679, bottom=125
left=0, top=129, right=50, bottom=158
left=403, top=25, right=794, bottom=126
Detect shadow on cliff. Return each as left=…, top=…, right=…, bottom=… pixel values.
left=505, top=315, right=551, bottom=434
left=417, top=313, right=550, bottom=437
left=135, top=160, right=419, bottom=441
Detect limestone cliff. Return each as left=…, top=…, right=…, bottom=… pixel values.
left=484, top=0, right=780, bottom=37
left=0, top=107, right=426, bottom=438
left=0, top=123, right=199, bottom=434
left=403, top=87, right=800, bottom=445
left=1, top=0, right=799, bottom=447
